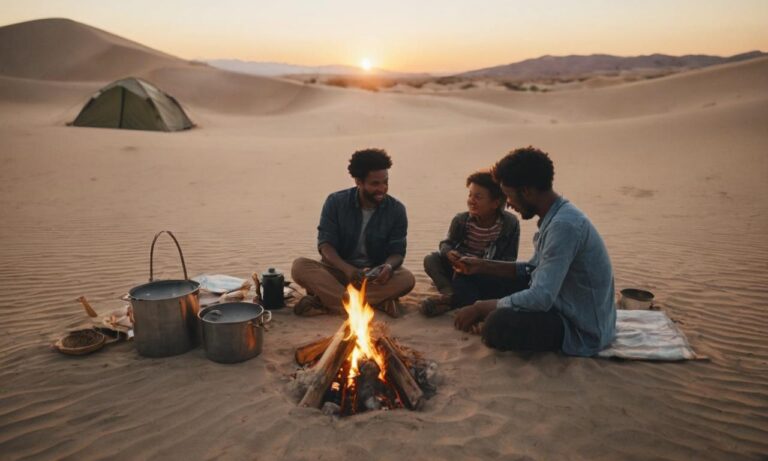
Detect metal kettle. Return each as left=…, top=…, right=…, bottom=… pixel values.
left=261, top=267, right=285, bottom=309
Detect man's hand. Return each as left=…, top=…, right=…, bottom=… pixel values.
left=344, top=267, right=365, bottom=285
left=372, top=263, right=393, bottom=285
left=446, top=250, right=462, bottom=265
left=454, top=299, right=497, bottom=332
left=454, top=255, right=484, bottom=275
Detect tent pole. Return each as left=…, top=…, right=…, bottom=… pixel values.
left=119, top=88, right=126, bottom=128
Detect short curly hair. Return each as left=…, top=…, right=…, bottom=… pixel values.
left=348, top=148, right=392, bottom=180
left=492, top=146, right=554, bottom=191
left=466, top=170, right=504, bottom=201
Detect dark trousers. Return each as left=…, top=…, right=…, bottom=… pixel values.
left=423, top=251, right=528, bottom=308
left=451, top=273, right=529, bottom=308
left=482, top=309, right=565, bottom=352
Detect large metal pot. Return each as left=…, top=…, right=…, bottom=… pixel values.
left=199, top=302, right=271, bottom=364
left=129, top=231, right=200, bottom=358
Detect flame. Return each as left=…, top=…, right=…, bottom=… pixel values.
left=343, top=281, right=386, bottom=380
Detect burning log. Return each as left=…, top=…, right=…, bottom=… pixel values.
left=378, top=336, right=424, bottom=410
left=295, top=336, right=333, bottom=366
left=299, top=321, right=356, bottom=409
left=356, top=359, right=383, bottom=412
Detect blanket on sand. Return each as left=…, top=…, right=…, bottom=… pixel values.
left=598, top=310, right=702, bottom=361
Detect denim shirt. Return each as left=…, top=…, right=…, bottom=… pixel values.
left=317, top=187, right=408, bottom=268
left=497, top=197, right=617, bottom=356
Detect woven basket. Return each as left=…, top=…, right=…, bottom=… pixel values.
left=55, top=329, right=106, bottom=355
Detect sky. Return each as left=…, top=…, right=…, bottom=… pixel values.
left=2, top=0, right=767, bottom=73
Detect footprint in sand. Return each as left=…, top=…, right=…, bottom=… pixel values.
left=619, top=186, right=655, bottom=198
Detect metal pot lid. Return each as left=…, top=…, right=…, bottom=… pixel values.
left=129, top=279, right=199, bottom=301
left=201, top=302, right=264, bottom=324
left=261, top=267, right=282, bottom=279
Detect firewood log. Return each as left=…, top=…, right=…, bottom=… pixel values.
left=299, top=321, right=356, bottom=409
left=295, top=336, right=333, bottom=366
left=251, top=272, right=262, bottom=304
left=379, top=336, right=424, bottom=410
left=76, top=296, right=98, bottom=318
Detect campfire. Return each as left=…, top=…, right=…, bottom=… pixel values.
left=293, top=282, right=436, bottom=416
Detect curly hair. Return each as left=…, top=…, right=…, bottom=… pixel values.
left=492, top=146, right=554, bottom=191
left=347, top=148, right=393, bottom=180
left=466, top=170, right=504, bottom=201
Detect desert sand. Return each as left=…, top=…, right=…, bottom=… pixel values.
left=1, top=19, right=767, bottom=460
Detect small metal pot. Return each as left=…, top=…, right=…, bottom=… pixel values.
left=199, top=302, right=272, bottom=364
left=618, top=288, right=655, bottom=310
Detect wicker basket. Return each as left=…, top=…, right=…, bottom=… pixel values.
left=55, top=329, right=106, bottom=356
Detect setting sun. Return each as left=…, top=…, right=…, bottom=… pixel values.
left=360, top=57, right=373, bottom=71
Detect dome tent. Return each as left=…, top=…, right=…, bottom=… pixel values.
left=72, top=77, right=193, bottom=132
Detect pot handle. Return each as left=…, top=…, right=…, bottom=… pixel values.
left=249, top=311, right=272, bottom=333
left=149, top=230, right=190, bottom=282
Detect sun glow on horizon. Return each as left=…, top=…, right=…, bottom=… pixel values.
left=360, top=57, right=373, bottom=71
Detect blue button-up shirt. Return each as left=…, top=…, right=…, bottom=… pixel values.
left=497, top=197, right=616, bottom=356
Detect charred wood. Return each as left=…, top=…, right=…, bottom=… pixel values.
left=299, top=322, right=356, bottom=409
left=378, top=336, right=424, bottom=410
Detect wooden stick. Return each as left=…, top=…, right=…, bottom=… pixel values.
left=299, top=321, right=356, bottom=409
left=379, top=336, right=424, bottom=410
left=295, top=336, right=333, bottom=366
left=76, top=296, right=98, bottom=318
left=251, top=272, right=262, bottom=304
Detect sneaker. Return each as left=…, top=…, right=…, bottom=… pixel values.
left=374, top=298, right=402, bottom=318
left=419, top=295, right=453, bottom=318
left=293, top=294, right=325, bottom=316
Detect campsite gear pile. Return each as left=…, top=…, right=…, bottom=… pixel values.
left=55, top=230, right=290, bottom=364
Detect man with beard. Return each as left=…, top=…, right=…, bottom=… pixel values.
left=291, top=148, right=415, bottom=317
left=454, top=147, right=616, bottom=356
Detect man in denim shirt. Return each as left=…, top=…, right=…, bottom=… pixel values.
left=454, top=147, right=616, bottom=356
left=291, top=148, right=415, bottom=317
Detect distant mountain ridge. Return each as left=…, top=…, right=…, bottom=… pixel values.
left=456, top=51, right=767, bottom=79
left=205, top=59, right=431, bottom=78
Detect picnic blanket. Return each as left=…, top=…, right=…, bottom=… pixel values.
left=598, top=309, right=702, bottom=361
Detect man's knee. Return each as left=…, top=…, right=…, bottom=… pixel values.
left=481, top=308, right=507, bottom=350
left=291, top=257, right=316, bottom=284
left=395, top=267, right=416, bottom=294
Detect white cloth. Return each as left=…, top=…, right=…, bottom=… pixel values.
left=598, top=310, right=702, bottom=361
left=192, top=274, right=247, bottom=294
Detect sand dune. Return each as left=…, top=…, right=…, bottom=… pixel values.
left=0, top=18, right=182, bottom=81
left=1, top=18, right=767, bottom=461
left=450, top=57, right=768, bottom=121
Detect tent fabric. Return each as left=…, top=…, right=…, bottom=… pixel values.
left=72, top=77, right=193, bottom=132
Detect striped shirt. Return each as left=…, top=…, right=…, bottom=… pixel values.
left=457, top=217, right=502, bottom=257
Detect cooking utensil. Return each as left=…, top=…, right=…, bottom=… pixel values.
left=199, top=302, right=271, bottom=363
left=128, top=231, right=200, bottom=358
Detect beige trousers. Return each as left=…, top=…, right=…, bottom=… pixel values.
left=291, top=257, right=415, bottom=313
